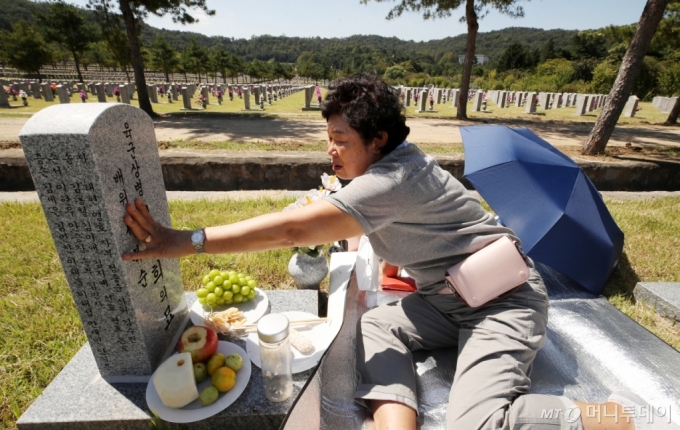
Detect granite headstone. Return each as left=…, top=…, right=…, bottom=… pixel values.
left=575, top=95, right=589, bottom=115
left=472, top=90, right=484, bottom=112
left=525, top=92, right=537, bottom=113
left=57, top=85, right=70, bottom=104
left=624, top=95, right=639, bottom=117
left=148, top=85, right=158, bottom=104
left=304, top=86, right=312, bottom=108
left=96, top=84, right=107, bottom=103
left=31, top=82, right=42, bottom=99
left=121, top=85, right=131, bottom=104
left=0, top=84, right=9, bottom=107
left=244, top=88, right=251, bottom=110
left=200, top=86, right=209, bottom=105
left=181, top=87, right=192, bottom=109
left=42, top=83, right=54, bottom=102
left=19, top=103, right=189, bottom=381
left=451, top=89, right=460, bottom=108
left=416, top=90, right=427, bottom=112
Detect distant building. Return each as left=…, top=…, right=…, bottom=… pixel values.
left=458, top=54, right=489, bottom=65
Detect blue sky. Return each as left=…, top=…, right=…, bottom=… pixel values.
left=66, top=0, right=647, bottom=42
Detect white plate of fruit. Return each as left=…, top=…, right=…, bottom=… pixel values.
left=146, top=325, right=251, bottom=423
left=190, top=269, right=269, bottom=327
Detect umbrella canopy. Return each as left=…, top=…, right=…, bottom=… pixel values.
left=461, top=125, right=624, bottom=295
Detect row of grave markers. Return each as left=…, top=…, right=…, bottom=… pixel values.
left=399, top=87, right=462, bottom=107
left=1, top=79, right=305, bottom=110
left=398, top=87, right=487, bottom=113
left=2, top=79, right=669, bottom=118
left=390, top=86, right=664, bottom=119
left=652, top=96, right=678, bottom=113
left=487, top=90, right=612, bottom=116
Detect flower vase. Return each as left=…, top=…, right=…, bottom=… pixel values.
left=116, top=96, right=120, bottom=102
left=22, top=99, right=28, bottom=106
left=288, top=253, right=328, bottom=290
left=12, top=95, right=17, bottom=101
left=202, top=100, right=207, bottom=109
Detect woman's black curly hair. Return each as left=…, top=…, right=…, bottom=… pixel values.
left=321, top=75, right=410, bottom=154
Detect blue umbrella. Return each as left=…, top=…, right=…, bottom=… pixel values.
left=460, top=125, right=624, bottom=295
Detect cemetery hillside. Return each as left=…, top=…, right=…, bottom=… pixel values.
left=0, top=0, right=678, bottom=99
left=2, top=0, right=680, bottom=429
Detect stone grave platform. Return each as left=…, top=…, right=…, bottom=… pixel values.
left=634, top=282, right=680, bottom=322
left=17, top=290, right=318, bottom=430
left=283, top=262, right=680, bottom=430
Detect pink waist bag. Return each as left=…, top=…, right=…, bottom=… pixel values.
left=444, top=236, right=530, bottom=307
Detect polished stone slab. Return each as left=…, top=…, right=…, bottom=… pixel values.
left=284, top=261, right=680, bottom=430
left=634, top=282, right=680, bottom=321
left=17, top=290, right=318, bottom=430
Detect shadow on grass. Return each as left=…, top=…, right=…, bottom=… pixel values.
left=602, top=251, right=641, bottom=301
left=423, top=115, right=680, bottom=147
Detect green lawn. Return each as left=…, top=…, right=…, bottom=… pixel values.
left=1, top=196, right=679, bottom=429
left=157, top=139, right=464, bottom=154
left=1, top=89, right=672, bottom=126
left=0, top=86, right=323, bottom=117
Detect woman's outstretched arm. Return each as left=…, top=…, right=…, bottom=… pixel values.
left=122, top=198, right=363, bottom=261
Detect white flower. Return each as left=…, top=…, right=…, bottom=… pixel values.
left=302, top=189, right=325, bottom=205
left=283, top=174, right=340, bottom=213
left=321, top=173, right=342, bottom=192
left=283, top=202, right=300, bottom=212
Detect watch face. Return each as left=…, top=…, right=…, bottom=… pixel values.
left=192, top=230, right=204, bottom=244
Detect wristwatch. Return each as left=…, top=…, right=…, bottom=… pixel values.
left=191, top=228, right=205, bottom=254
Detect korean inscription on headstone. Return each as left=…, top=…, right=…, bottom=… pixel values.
left=19, top=103, right=188, bottom=380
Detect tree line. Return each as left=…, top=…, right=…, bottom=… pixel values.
left=0, top=0, right=296, bottom=85
left=0, top=0, right=580, bottom=85
left=1, top=0, right=678, bottom=151
left=467, top=18, right=680, bottom=104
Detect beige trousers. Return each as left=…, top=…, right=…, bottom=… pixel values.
left=355, top=265, right=584, bottom=429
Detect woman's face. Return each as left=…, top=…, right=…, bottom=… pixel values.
left=326, top=114, right=384, bottom=180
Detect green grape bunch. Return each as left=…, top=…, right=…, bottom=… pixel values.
left=196, top=269, right=258, bottom=308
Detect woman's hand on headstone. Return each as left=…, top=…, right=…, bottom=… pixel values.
left=122, top=198, right=193, bottom=261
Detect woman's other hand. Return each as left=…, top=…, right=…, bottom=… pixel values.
left=122, top=198, right=193, bottom=261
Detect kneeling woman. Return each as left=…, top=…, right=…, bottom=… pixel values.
left=124, top=76, right=654, bottom=430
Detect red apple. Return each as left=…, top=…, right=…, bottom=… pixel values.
left=177, top=325, right=218, bottom=363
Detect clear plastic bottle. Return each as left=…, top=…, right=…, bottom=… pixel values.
left=257, top=313, right=294, bottom=402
